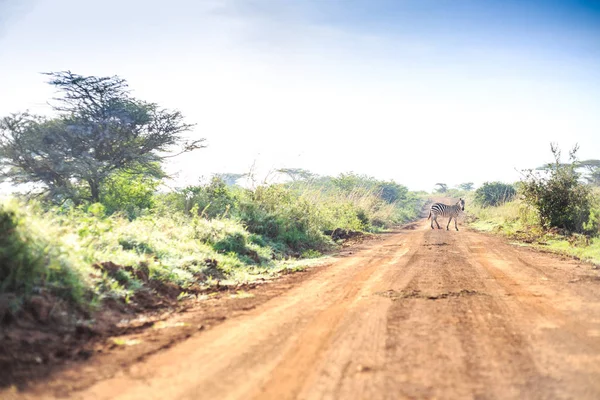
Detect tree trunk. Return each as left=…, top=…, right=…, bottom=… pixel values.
left=89, top=180, right=100, bottom=203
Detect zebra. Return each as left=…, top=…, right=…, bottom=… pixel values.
left=427, top=198, right=465, bottom=231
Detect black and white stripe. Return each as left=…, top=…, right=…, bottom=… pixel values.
left=427, top=198, right=465, bottom=231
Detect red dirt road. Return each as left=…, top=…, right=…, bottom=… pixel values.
left=7, top=221, right=600, bottom=399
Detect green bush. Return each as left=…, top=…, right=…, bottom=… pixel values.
left=100, top=170, right=159, bottom=219
left=182, top=177, right=242, bottom=219
left=474, top=182, right=517, bottom=207
left=520, top=145, right=591, bottom=233
left=583, top=191, right=600, bottom=235
left=239, top=185, right=326, bottom=250
left=213, top=232, right=247, bottom=254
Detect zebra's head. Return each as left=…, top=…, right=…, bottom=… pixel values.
left=458, top=198, right=465, bottom=211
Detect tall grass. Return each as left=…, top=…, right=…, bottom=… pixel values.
left=466, top=192, right=600, bottom=265
left=0, top=201, right=89, bottom=308
left=162, top=175, right=423, bottom=251
left=1, top=173, right=423, bottom=317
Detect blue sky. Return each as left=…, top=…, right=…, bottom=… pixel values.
left=1, top=0, right=599, bottom=191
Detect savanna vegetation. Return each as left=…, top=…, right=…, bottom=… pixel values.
left=465, top=144, right=600, bottom=265
left=0, top=72, right=423, bottom=321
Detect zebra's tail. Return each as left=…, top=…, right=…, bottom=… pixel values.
left=427, top=210, right=431, bottom=220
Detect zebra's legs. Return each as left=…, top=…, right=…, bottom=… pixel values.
left=446, top=216, right=452, bottom=231
left=434, top=215, right=441, bottom=229
left=454, top=217, right=459, bottom=231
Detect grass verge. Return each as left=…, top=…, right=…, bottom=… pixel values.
left=466, top=198, right=600, bottom=266
left=1, top=178, right=423, bottom=322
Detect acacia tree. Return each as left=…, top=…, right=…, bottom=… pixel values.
left=434, top=183, right=448, bottom=193
left=536, top=158, right=600, bottom=186
left=0, top=71, right=204, bottom=202
left=579, top=159, right=600, bottom=186
left=213, top=173, right=248, bottom=186
left=457, top=182, right=474, bottom=191
left=276, top=168, right=316, bottom=182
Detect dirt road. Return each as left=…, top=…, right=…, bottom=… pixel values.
left=10, top=221, right=600, bottom=399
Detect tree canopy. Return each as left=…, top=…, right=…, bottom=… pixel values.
left=276, top=168, right=316, bottom=182
left=536, top=154, right=600, bottom=187
left=474, top=182, right=516, bottom=207
left=434, top=183, right=448, bottom=193
left=457, top=182, right=474, bottom=191
left=213, top=173, right=248, bottom=186
left=579, top=159, right=600, bottom=186
left=0, top=71, right=204, bottom=202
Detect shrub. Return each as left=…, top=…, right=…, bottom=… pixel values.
left=100, top=170, right=159, bottom=219
left=520, top=145, right=591, bottom=233
left=183, top=177, right=242, bottom=219
left=239, top=185, right=327, bottom=250
left=583, top=191, right=600, bottom=235
left=213, top=232, right=247, bottom=254
left=474, top=182, right=516, bottom=207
